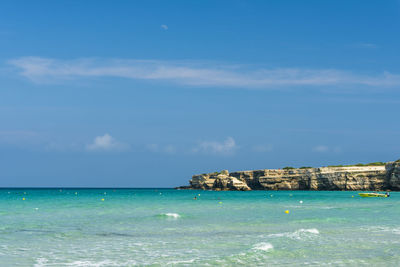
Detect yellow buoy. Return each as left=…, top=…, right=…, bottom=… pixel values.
left=285, top=210, right=289, bottom=214
left=352, top=195, right=354, bottom=198
left=22, top=197, right=25, bottom=201
left=101, top=198, right=105, bottom=201
left=219, top=201, right=222, bottom=204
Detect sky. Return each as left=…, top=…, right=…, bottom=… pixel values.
left=0, top=0, right=399, bottom=187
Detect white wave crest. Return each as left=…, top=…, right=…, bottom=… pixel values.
left=268, top=228, right=319, bottom=240
left=252, top=242, right=274, bottom=251
left=363, top=226, right=400, bottom=235
left=298, top=228, right=319, bottom=234
left=164, top=213, right=180, bottom=218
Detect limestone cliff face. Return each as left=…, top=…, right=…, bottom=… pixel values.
left=185, top=164, right=400, bottom=191
left=190, top=170, right=250, bottom=191
left=386, top=160, right=400, bottom=190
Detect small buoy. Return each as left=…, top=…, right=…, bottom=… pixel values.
left=159, top=193, right=162, bottom=195
left=219, top=201, right=222, bottom=204
left=101, top=198, right=105, bottom=201
left=104, top=192, right=107, bottom=195
left=23, top=192, right=26, bottom=195
left=198, top=194, right=201, bottom=196
left=289, top=194, right=293, bottom=197
left=352, top=195, right=354, bottom=198
left=22, top=197, right=25, bottom=201
left=75, top=192, right=78, bottom=195
left=299, top=200, right=303, bottom=204
left=285, top=210, right=289, bottom=214
left=270, top=194, right=273, bottom=197
left=34, top=208, right=39, bottom=210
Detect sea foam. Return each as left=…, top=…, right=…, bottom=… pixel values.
left=268, top=228, right=319, bottom=240
left=252, top=242, right=274, bottom=251
left=163, top=213, right=180, bottom=219
left=297, top=228, right=319, bottom=234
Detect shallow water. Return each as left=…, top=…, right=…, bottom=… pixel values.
left=0, top=189, right=399, bottom=266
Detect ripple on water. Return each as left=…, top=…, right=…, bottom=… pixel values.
left=158, top=213, right=180, bottom=219
left=268, top=228, right=320, bottom=240
left=252, top=242, right=274, bottom=251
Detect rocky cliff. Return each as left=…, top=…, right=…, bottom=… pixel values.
left=386, top=160, right=400, bottom=190
left=182, top=160, right=400, bottom=191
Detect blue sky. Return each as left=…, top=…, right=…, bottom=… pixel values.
left=0, top=0, right=399, bottom=187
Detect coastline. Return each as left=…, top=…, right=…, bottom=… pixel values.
left=179, top=159, right=400, bottom=191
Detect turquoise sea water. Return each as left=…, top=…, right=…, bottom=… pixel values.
left=0, top=189, right=399, bottom=266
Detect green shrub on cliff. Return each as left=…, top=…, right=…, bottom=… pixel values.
left=328, top=162, right=386, bottom=167
left=366, top=162, right=386, bottom=166
left=283, top=166, right=295, bottom=170
left=299, top=166, right=313, bottom=169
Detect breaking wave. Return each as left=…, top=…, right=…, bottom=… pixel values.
left=252, top=242, right=274, bottom=251
left=159, top=213, right=180, bottom=219
left=268, top=228, right=319, bottom=240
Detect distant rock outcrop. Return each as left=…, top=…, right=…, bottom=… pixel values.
left=180, top=160, right=400, bottom=191
left=386, top=160, right=400, bottom=190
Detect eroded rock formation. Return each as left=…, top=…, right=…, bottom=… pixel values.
left=386, top=160, right=400, bottom=190
left=182, top=160, right=400, bottom=191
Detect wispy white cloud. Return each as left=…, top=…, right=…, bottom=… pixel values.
left=313, top=145, right=329, bottom=153
left=161, top=24, right=168, bottom=30
left=146, top=143, right=177, bottom=154
left=0, top=130, right=41, bottom=146
left=355, top=43, right=378, bottom=49
left=312, top=145, right=342, bottom=153
left=193, top=137, right=237, bottom=155
left=252, top=144, right=273, bottom=152
left=86, top=134, right=128, bottom=152
left=8, top=57, right=400, bottom=89
left=44, top=142, right=76, bottom=151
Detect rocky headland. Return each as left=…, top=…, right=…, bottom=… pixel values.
left=179, top=160, right=400, bottom=191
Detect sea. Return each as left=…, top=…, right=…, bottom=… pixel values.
left=0, top=189, right=399, bottom=266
